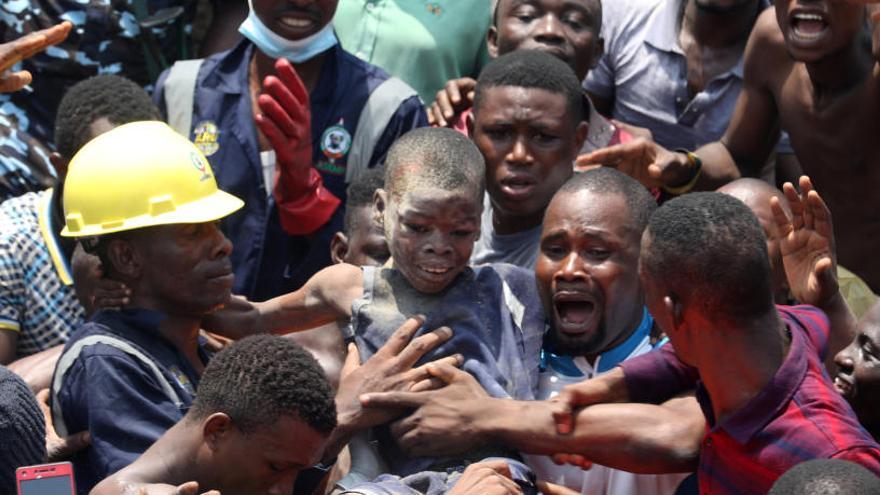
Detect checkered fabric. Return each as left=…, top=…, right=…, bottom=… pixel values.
left=0, top=189, right=83, bottom=356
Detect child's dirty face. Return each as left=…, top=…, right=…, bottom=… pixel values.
left=385, top=188, right=482, bottom=294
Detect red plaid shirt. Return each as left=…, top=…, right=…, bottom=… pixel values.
left=621, top=305, right=880, bottom=494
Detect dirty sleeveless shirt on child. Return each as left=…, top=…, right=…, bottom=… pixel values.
left=347, top=263, right=546, bottom=475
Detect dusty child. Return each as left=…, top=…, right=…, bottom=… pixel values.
left=216, top=127, right=546, bottom=475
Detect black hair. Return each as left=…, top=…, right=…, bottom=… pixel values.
left=474, top=50, right=584, bottom=125
left=769, top=459, right=880, bottom=494
left=54, top=75, right=160, bottom=160
left=344, top=168, right=385, bottom=235
left=642, top=192, right=774, bottom=322
left=0, top=367, right=46, bottom=494
left=190, top=335, right=337, bottom=434
left=557, top=168, right=657, bottom=237
left=384, top=127, right=485, bottom=202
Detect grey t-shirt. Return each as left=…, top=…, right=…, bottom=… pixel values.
left=471, top=195, right=542, bottom=269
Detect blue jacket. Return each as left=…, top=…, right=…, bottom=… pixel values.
left=153, top=41, right=427, bottom=300
left=51, top=309, right=209, bottom=495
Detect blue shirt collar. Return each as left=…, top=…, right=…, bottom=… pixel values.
left=643, top=0, right=684, bottom=55
left=542, top=307, right=655, bottom=377
left=643, top=0, right=769, bottom=79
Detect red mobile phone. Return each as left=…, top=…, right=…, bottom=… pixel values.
left=16, top=462, right=75, bottom=495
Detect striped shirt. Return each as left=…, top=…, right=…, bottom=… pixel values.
left=0, top=189, right=83, bottom=356
left=621, top=305, right=880, bottom=494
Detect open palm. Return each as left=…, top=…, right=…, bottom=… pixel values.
left=771, top=176, right=838, bottom=307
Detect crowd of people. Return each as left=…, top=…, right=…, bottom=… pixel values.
left=1, top=0, right=880, bottom=494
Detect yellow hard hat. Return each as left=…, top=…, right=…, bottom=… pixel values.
left=61, top=121, right=244, bottom=237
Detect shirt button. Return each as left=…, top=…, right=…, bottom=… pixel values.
left=365, top=3, right=375, bottom=11
left=705, top=438, right=713, bottom=447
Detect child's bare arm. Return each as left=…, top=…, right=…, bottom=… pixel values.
left=202, top=264, right=363, bottom=338
left=259, top=263, right=364, bottom=334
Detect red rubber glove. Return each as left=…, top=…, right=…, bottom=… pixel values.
left=255, top=58, right=340, bottom=236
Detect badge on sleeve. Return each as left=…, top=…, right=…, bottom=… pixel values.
left=320, top=121, right=352, bottom=160
left=193, top=121, right=220, bottom=156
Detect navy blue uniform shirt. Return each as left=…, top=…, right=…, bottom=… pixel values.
left=52, top=309, right=209, bottom=495
left=153, top=40, right=427, bottom=300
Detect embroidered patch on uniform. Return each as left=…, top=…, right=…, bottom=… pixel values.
left=190, top=151, right=212, bottom=182
left=426, top=2, right=443, bottom=15
left=315, top=161, right=346, bottom=175
left=192, top=120, right=220, bottom=157
left=169, top=365, right=196, bottom=396
left=321, top=124, right=352, bottom=159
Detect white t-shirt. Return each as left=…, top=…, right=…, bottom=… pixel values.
left=524, top=309, right=688, bottom=494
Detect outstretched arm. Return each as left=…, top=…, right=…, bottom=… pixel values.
left=771, top=176, right=855, bottom=370
left=362, top=364, right=703, bottom=474
left=201, top=263, right=363, bottom=338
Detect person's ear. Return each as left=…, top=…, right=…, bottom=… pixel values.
left=49, top=152, right=69, bottom=181
left=589, top=36, right=605, bottom=70
left=330, top=232, right=350, bottom=265
left=203, top=413, right=234, bottom=451
left=105, top=238, right=142, bottom=280
left=663, top=293, right=685, bottom=332
left=373, top=189, right=388, bottom=229
left=487, top=25, right=499, bottom=59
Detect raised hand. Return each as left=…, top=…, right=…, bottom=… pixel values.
left=256, top=58, right=339, bottom=235
left=770, top=176, right=838, bottom=307
left=428, top=77, right=477, bottom=127
left=0, top=22, right=72, bottom=93
left=574, top=138, right=692, bottom=189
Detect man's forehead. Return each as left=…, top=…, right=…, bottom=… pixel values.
left=476, top=85, right=571, bottom=117
left=545, top=189, right=632, bottom=232
left=500, top=0, right=600, bottom=16
left=541, top=196, right=641, bottom=244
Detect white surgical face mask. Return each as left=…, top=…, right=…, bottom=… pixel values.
left=238, top=0, right=338, bottom=63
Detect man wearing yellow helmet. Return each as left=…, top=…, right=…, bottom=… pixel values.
left=48, top=121, right=244, bottom=495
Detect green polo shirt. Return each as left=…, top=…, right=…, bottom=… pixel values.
left=333, top=0, right=491, bottom=103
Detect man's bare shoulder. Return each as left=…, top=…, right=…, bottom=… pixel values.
left=744, top=9, right=793, bottom=85
left=749, top=9, right=790, bottom=64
